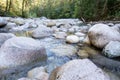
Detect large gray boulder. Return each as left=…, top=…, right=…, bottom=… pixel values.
left=31, top=25, right=53, bottom=39
left=0, top=33, right=15, bottom=46
left=0, top=37, right=47, bottom=69
left=103, top=41, right=120, bottom=58
left=0, top=17, right=7, bottom=28
left=49, top=59, right=110, bottom=80
left=84, top=23, right=120, bottom=49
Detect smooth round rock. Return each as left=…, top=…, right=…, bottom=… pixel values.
left=103, top=41, right=120, bottom=58
left=53, top=32, right=67, bottom=39
left=46, top=21, right=56, bottom=27
left=75, top=32, right=85, bottom=37
left=31, top=25, right=53, bottom=39
left=66, top=35, right=80, bottom=43
left=0, top=17, right=7, bottom=28
left=27, top=67, right=46, bottom=78
left=0, top=37, right=47, bottom=69
left=49, top=59, right=110, bottom=80
left=84, top=23, right=120, bottom=49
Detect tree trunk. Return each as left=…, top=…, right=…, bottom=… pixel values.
left=102, top=0, right=108, bottom=17
left=5, top=0, right=9, bottom=15
left=8, top=0, right=12, bottom=12
left=22, top=0, right=25, bottom=17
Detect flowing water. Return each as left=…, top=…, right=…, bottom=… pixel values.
left=0, top=29, right=120, bottom=80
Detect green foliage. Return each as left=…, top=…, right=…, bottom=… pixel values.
left=0, top=0, right=120, bottom=20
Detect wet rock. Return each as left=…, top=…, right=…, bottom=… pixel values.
left=5, top=22, right=17, bottom=30
left=79, top=26, right=90, bottom=33
left=40, top=16, right=47, bottom=20
left=103, top=41, right=120, bottom=58
left=84, top=23, right=120, bottom=49
left=59, top=28, right=68, bottom=32
left=77, top=50, right=89, bottom=58
left=27, top=67, right=46, bottom=78
left=112, top=24, right=120, bottom=32
left=46, top=21, right=56, bottom=27
left=76, top=20, right=83, bottom=25
left=56, top=19, right=82, bottom=26
left=107, top=23, right=114, bottom=26
left=27, top=22, right=38, bottom=28
left=68, top=26, right=80, bottom=33
left=50, top=44, right=77, bottom=56
left=27, top=66, right=49, bottom=80
left=59, top=23, right=72, bottom=29
left=33, top=72, right=49, bottom=80
left=31, top=25, right=53, bottom=39
left=77, top=46, right=99, bottom=59
left=18, top=78, right=32, bottom=80
left=46, top=55, right=78, bottom=74
left=114, top=24, right=120, bottom=28
left=0, top=37, right=47, bottom=69
left=11, top=23, right=29, bottom=31
left=0, top=33, right=15, bottom=46
left=12, top=18, right=25, bottom=25
left=68, top=27, right=75, bottom=33
left=0, top=17, right=7, bottom=28
left=51, top=26, right=59, bottom=32
left=79, top=37, right=85, bottom=42
left=49, top=59, right=110, bottom=80
left=53, top=32, right=67, bottom=39
left=75, top=32, right=85, bottom=37
left=66, top=35, right=80, bottom=43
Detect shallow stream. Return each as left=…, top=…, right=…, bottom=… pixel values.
left=0, top=28, right=120, bottom=80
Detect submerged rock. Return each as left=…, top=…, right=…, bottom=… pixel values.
left=50, top=44, right=77, bottom=56
left=49, top=59, right=110, bottom=80
left=0, top=37, right=47, bottom=69
left=103, top=41, right=120, bottom=58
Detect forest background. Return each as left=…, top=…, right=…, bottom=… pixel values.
left=0, top=0, right=120, bottom=21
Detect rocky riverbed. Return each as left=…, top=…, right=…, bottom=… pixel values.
left=0, top=17, right=120, bottom=80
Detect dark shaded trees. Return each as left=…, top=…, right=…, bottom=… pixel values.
left=4, top=0, right=12, bottom=16
left=0, top=0, right=120, bottom=20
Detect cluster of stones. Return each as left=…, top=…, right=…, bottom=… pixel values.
left=0, top=17, right=120, bottom=80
